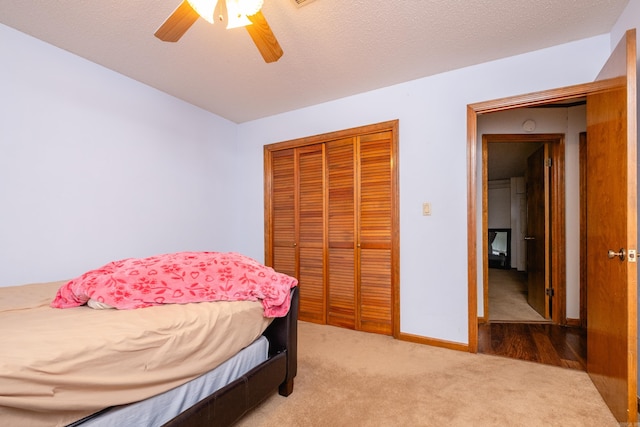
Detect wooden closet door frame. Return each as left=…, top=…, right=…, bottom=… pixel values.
left=264, top=120, right=400, bottom=337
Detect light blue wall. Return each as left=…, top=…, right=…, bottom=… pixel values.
left=0, top=24, right=239, bottom=285
left=236, top=35, right=610, bottom=343
left=2, top=0, right=637, bottom=347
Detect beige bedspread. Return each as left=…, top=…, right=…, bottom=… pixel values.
left=0, top=280, right=273, bottom=427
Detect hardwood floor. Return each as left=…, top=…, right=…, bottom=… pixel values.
left=478, top=322, right=586, bottom=370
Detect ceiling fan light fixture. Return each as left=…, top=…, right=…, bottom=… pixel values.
left=225, top=0, right=250, bottom=28
left=155, top=0, right=282, bottom=62
left=186, top=0, right=218, bottom=24
left=186, top=0, right=264, bottom=28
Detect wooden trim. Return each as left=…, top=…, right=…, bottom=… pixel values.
left=466, top=106, right=478, bottom=353
left=264, top=146, right=274, bottom=266
left=544, top=143, right=551, bottom=318
left=264, top=120, right=400, bottom=151
left=625, top=29, right=638, bottom=423
left=566, top=318, right=582, bottom=327
left=391, top=123, right=401, bottom=339
left=579, top=132, right=587, bottom=329
left=398, top=332, right=469, bottom=352
left=354, top=136, right=361, bottom=331
left=550, top=136, right=567, bottom=325
left=481, top=135, right=489, bottom=324
left=467, top=83, right=620, bottom=353
left=469, top=78, right=625, bottom=114
left=322, top=143, right=329, bottom=325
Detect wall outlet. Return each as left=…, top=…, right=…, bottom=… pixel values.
left=422, top=202, right=431, bottom=216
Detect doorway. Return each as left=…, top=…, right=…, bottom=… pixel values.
left=467, top=29, right=637, bottom=423
left=480, top=133, right=567, bottom=326
left=477, top=131, right=580, bottom=369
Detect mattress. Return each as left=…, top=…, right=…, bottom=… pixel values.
left=0, top=281, right=273, bottom=427
left=75, top=336, right=270, bottom=427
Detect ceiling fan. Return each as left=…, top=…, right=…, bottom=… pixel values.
left=154, top=0, right=283, bottom=63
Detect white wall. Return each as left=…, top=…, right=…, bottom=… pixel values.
left=236, top=36, right=610, bottom=344
left=487, top=180, right=511, bottom=229
left=0, top=24, right=239, bottom=286
left=0, top=13, right=622, bottom=345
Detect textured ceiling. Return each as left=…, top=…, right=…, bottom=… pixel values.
left=0, top=0, right=630, bottom=123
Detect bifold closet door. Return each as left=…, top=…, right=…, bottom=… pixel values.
left=358, top=131, right=393, bottom=335
left=271, top=149, right=296, bottom=279
left=268, top=121, right=397, bottom=336
left=296, top=145, right=326, bottom=323
left=326, top=137, right=357, bottom=329
left=270, top=145, right=326, bottom=323
left=326, top=132, right=393, bottom=334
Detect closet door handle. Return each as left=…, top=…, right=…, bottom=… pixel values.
left=524, top=236, right=535, bottom=240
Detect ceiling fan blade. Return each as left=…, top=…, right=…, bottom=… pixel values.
left=154, top=1, right=200, bottom=42
left=246, top=11, right=283, bottom=63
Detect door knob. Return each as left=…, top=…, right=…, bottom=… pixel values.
left=524, top=236, right=535, bottom=240
left=607, top=248, right=626, bottom=261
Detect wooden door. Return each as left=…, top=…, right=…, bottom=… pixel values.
left=297, top=145, right=326, bottom=323
left=268, top=146, right=326, bottom=323
left=270, top=149, right=296, bottom=278
left=266, top=120, right=399, bottom=337
left=326, top=132, right=395, bottom=334
left=358, top=131, right=394, bottom=334
left=525, top=145, right=549, bottom=318
left=326, top=137, right=357, bottom=329
left=586, top=29, right=637, bottom=423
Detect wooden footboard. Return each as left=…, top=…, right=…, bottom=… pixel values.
left=162, top=286, right=299, bottom=427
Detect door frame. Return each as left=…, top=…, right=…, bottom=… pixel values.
left=466, top=78, right=623, bottom=352
left=481, top=134, right=565, bottom=324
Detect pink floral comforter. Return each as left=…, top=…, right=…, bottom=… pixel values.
left=51, top=252, right=298, bottom=317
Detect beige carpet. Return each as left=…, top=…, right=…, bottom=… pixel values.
left=237, top=322, right=617, bottom=427
left=489, top=268, right=546, bottom=322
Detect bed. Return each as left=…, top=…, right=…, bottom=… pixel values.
left=0, top=252, right=299, bottom=427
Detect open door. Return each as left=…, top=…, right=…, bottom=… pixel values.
left=525, top=145, right=550, bottom=318
left=586, top=29, right=637, bottom=423
left=467, top=28, right=637, bottom=424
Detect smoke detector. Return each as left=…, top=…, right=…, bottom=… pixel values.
left=291, top=0, right=317, bottom=7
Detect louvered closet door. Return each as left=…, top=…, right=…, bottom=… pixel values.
left=358, top=131, right=393, bottom=335
left=326, top=137, right=357, bottom=329
left=297, top=145, right=326, bottom=323
left=271, top=149, right=296, bottom=278
left=267, top=120, right=397, bottom=336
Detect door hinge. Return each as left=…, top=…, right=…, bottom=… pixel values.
left=546, top=288, right=555, bottom=297
left=545, top=158, right=552, bottom=167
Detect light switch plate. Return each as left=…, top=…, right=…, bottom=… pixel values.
left=422, top=202, right=431, bottom=216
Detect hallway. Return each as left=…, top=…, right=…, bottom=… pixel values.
left=481, top=268, right=586, bottom=370
left=488, top=268, right=545, bottom=322
left=478, top=322, right=586, bottom=370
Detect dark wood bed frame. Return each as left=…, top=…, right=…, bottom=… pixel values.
left=163, top=286, right=298, bottom=427
left=70, top=287, right=298, bottom=427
